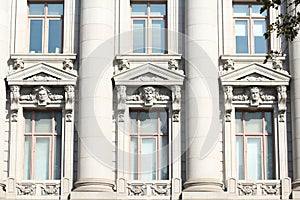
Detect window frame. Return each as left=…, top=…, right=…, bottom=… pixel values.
left=23, top=110, right=62, bottom=180
left=131, top=1, right=168, bottom=54
left=129, top=108, right=170, bottom=180
left=28, top=2, right=64, bottom=53
left=235, top=110, right=275, bottom=180
left=233, top=3, right=270, bottom=54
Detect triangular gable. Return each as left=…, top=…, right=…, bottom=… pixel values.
left=7, top=63, right=77, bottom=85
left=113, top=63, right=185, bottom=86
left=220, top=63, right=290, bottom=86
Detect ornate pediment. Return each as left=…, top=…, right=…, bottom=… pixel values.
left=113, top=63, right=185, bottom=86
left=220, top=63, right=290, bottom=86
left=7, top=62, right=77, bottom=85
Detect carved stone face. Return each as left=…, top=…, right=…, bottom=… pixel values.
left=250, top=88, right=260, bottom=101
left=38, top=88, right=48, bottom=102
left=143, top=87, right=155, bottom=102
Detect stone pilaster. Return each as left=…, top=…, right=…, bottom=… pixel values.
left=184, top=0, right=223, bottom=193
left=0, top=0, right=9, bottom=187
left=73, top=0, right=115, bottom=195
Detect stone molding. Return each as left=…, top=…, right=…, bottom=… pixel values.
left=183, top=178, right=224, bottom=192
left=73, top=179, right=115, bottom=192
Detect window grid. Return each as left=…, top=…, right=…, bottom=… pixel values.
left=233, top=3, right=269, bottom=54
left=131, top=2, right=167, bottom=54
left=23, top=111, right=61, bottom=180
left=129, top=110, right=169, bottom=180
left=28, top=2, right=63, bottom=53
left=235, top=111, right=274, bottom=180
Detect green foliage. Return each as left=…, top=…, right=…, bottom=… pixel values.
left=257, top=0, right=300, bottom=41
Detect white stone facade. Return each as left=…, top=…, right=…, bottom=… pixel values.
left=0, top=0, right=299, bottom=199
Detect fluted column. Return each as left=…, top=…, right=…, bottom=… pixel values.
left=184, top=0, right=223, bottom=192
left=74, top=0, right=115, bottom=193
left=290, top=5, right=300, bottom=196
left=0, top=0, right=9, bottom=189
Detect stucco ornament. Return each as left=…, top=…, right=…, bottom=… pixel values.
left=65, top=85, right=74, bottom=111
left=20, top=86, right=64, bottom=106
left=10, top=86, right=20, bottom=122
left=118, top=59, right=130, bottom=72
left=168, top=59, right=179, bottom=70
left=224, top=86, right=233, bottom=121
left=13, top=58, right=24, bottom=70
left=117, top=85, right=126, bottom=122
left=63, top=59, right=74, bottom=70
left=223, top=59, right=234, bottom=72
left=249, top=87, right=261, bottom=106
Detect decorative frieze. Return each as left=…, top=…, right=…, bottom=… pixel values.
left=233, top=87, right=276, bottom=107
left=151, top=183, right=171, bottom=196
left=237, top=183, right=257, bottom=196
left=20, top=86, right=64, bottom=106
left=127, top=183, right=146, bottom=196
left=16, top=182, right=60, bottom=196
left=40, top=183, right=60, bottom=195
left=16, top=183, right=36, bottom=195
left=126, top=86, right=170, bottom=106
left=261, top=183, right=280, bottom=195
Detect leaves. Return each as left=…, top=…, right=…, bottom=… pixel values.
left=257, top=0, right=300, bottom=41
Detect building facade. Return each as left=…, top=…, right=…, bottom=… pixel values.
left=0, top=0, right=299, bottom=199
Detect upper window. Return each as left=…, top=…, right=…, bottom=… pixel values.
left=23, top=111, right=62, bottom=180
left=28, top=2, right=63, bottom=53
left=235, top=111, right=274, bottom=180
left=129, top=110, right=169, bottom=180
left=131, top=2, right=167, bottom=53
left=233, top=4, right=268, bottom=54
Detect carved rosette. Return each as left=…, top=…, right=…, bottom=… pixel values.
left=13, top=58, right=24, bottom=70
left=172, top=86, right=181, bottom=122
left=277, top=86, right=287, bottom=122
left=224, top=86, right=233, bottom=122
left=118, top=59, right=130, bottom=72
left=10, top=86, right=20, bottom=122
left=63, top=59, right=74, bottom=70
left=168, top=59, right=179, bottom=70
left=223, top=59, right=235, bottom=72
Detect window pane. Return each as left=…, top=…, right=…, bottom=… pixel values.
left=160, top=111, right=168, bottom=134
left=132, top=4, right=147, bottom=15
left=160, top=136, right=168, bottom=180
left=35, top=112, right=52, bottom=133
left=252, top=5, right=267, bottom=16
left=235, top=112, right=243, bottom=133
left=152, top=20, right=165, bottom=53
left=254, top=20, right=267, bottom=53
left=264, top=112, right=272, bottom=134
left=140, top=112, right=157, bottom=134
left=35, top=138, right=50, bottom=180
left=236, top=136, right=244, bottom=179
left=141, top=138, right=156, bottom=180
left=150, top=4, right=166, bottom=15
left=130, top=112, right=138, bottom=133
left=133, top=20, right=146, bottom=53
left=29, top=20, right=43, bottom=53
left=48, top=4, right=63, bottom=15
left=54, top=137, right=61, bottom=179
left=266, top=137, right=274, bottom=179
left=24, top=136, right=31, bottom=180
left=29, top=4, right=44, bottom=15
left=234, top=5, right=249, bottom=16
left=55, top=112, right=62, bottom=134
left=24, top=112, right=32, bottom=133
left=245, top=112, right=262, bottom=133
left=235, top=20, right=248, bottom=53
left=130, top=137, right=138, bottom=180
left=247, top=138, right=262, bottom=180
left=48, top=20, right=62, bottom=53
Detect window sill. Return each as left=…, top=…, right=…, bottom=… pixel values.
left=11, top=53, right=76, bottom=62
